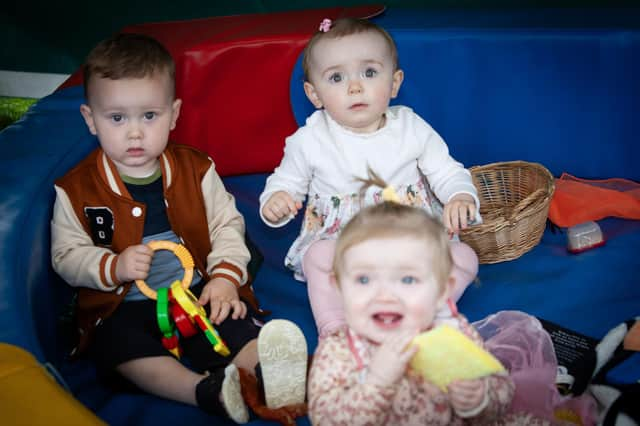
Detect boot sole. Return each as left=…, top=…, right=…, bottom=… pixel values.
left=258, top=319, right=308, bottom=409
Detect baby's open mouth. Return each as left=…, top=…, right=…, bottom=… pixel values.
left=372, top=312, right=403, bottom=327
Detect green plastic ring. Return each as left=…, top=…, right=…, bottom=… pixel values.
left=156, top=287, right=174, bottom=337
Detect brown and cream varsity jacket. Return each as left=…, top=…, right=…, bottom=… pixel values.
left=51, top=143, right=258, bottom=354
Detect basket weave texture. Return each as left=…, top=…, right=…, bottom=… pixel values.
left=459, top=161, right=555, bottom=264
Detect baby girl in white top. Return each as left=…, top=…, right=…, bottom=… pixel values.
left=259, top=17, right=481, bottom=336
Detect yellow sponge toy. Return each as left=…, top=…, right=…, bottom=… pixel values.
left=410, top=325, right=506, bottom=391
left=0, top=343, right=105, bottom=425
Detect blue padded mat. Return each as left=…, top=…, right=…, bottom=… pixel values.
left=291, top=9, right=640, bottom=182
left=225, top=174, right=640, bottom=343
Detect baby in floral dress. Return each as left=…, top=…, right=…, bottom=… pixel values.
left=259, top=17, right=480, bottom=336
left=307, top=197, right=549, bottom=425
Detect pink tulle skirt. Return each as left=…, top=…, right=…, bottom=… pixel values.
left=473, top=311, right=598, bottom=425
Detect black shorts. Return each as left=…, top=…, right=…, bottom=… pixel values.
left=89, top=282, right=261, bottom=373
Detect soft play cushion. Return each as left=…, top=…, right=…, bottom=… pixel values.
left=60, top=5, right=384, bottom=178
left=0, top=343, right=105, bottom=425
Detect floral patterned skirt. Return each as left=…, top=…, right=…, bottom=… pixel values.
left=285, top=177, right=443, bottom=281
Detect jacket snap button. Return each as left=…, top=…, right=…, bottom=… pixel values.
left=132, top=206, right=142, bottom=217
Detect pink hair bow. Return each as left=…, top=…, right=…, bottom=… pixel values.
left=318, top=18, right=332, bottom=32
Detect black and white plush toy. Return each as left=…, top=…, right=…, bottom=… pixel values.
left=589, top=317, right=640, bottom=426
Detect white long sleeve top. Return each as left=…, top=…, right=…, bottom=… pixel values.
left=259, top=106, right=479, bottom=278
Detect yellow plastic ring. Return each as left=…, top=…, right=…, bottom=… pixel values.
left=170, top=280, right=207, bottom=318
left=134, top=240, right=195, bottom=300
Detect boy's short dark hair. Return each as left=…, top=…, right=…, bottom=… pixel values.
left=302, top=17, right=399, bottom=82
left=83, top=33, right=176, bottom=101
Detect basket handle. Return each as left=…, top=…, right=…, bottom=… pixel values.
left=510, top=188, right=547, bottom=219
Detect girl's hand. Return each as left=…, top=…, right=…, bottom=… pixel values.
left=262, top=191, right=303, bottom=224
left=116, top=244, right=153, bottom=282
left=198, top=278, right=247, bottom=325
left=367, top=330, right=419, bottom=388
left=448, top=378, right=487, bottom=415
left=443, top=194, right=476, bottom=234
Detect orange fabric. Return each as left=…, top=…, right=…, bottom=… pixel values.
left=548, top=173, right=640, bottom=227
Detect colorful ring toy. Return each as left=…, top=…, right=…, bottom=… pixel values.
left=135, top=240, right=194, bottom=300
left=171, top=281, right=230, bottom=356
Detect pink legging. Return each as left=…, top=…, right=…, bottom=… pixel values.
left=302, top=239, right=479, bottom=337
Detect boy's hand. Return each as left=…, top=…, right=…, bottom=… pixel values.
left=443, top=194, right=477, bottom=234
left=116, top=244, right=153, bottom=282
left=448, top=378, right=487, bottom=414
left=262, top=191, right=302, bottom=224
left=367, top=330, right=419, bottom=387
left=199, top=278, right=247, bottom=325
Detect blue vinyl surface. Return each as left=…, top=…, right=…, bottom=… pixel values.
left=291, top=9, right=640, bottom=181
left=1, top=7, right=639, bottom=425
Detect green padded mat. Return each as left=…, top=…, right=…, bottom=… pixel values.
left=0, top=97, right=37, bottom=131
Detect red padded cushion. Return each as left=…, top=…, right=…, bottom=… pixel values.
left=61, top=6, right=384, bottom=177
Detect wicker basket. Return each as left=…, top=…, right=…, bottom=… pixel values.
left=459, top=161, right=555, bottom=264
